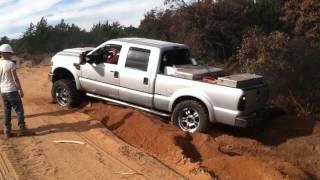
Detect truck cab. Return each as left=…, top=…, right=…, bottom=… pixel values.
left=78, top=38, right=192, bottom=108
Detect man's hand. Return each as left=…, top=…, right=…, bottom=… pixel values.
left=18, top=90, right=24, bottom=98
left=11, top=69, right=24, bottom=98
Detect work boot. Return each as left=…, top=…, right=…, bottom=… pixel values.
left=4, top=129, right=11, bottom=138
left=18, top=126, right=29, bottom=136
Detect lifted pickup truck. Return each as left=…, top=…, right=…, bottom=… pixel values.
left=49, top=38, right=268, bottom=132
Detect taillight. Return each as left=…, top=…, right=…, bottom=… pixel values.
left=238, top=95, right=247, bottom=111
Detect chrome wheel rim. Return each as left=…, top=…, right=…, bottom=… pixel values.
left=56, top=87, right=69, bottom=106
left=178, top=107, right=200, bottom=132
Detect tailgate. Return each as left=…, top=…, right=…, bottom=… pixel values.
left=242, top=84, right=268, bottom=114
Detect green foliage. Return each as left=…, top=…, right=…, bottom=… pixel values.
left=139, top=10, right=174, bottom=40
left=4, top=0, right=287, bottom=63
left=15, top=18, right=90, bottom=55
left=139, top=0, right=287, bottom=63
left=0, top=36, right=10, bottom=44
left=11, top=17, right=139, bottom=57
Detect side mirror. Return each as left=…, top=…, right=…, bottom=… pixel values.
left=79, top=52, right=86, bottom=65
left=74, top=53, right=87, bottom=70
left=86, top=54, right=98, bottom=64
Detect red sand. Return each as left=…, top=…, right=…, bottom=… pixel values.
left=83, top=102, right=314, bottom=180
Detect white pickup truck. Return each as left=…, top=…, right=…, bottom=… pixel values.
left=49, top=38, right=268, bottom=132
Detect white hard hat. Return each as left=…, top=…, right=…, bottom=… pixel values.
left=0, top=44, right=14, bottom=53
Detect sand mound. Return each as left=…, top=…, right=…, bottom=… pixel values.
left=83, top=102, right=309, bottom=180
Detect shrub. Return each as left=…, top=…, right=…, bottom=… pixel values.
left=237, top=29, right=320, bottom=116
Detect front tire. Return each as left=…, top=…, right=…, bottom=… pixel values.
left=172, top=100, right=209, bottom=133
left=52, top=79, right=80, bottom=107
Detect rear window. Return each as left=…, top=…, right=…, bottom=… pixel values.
left=162, top=49, right=191, bottom=66
left=125, top=47, right=150, bottom=71
left=159, top=48, right=192, bottom=73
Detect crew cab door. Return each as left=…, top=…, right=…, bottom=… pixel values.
left=79, top=44, right=123, bottom=99
left=119, top=46, right=156, bottom=107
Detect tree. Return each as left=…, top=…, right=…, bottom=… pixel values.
left=246, top=0, right=285, bottom=32
left=90, top=21, right=124, bottom=44
left=237, top=28, right=320, bottom=115
left=139, top=9, right=174, bottom=41
left=140, top=0, right=254, bottom=62
left=0, top=36, right=10, bottom=44
left=24, top=23, right=35, bottom=37
left=282, top=0, right=320, bottom=47
left=55, top=19, right=69, bottom=32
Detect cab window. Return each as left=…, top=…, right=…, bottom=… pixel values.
left=88, top=44, right=122, bottom=65
left=125, top=47, right=150, bottom=71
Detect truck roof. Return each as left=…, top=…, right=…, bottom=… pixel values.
left=113, top=38, right=187, bottom=49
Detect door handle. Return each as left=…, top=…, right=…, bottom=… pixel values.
left=143, top=77, right=149, bottom=85
left=114, top=71, right=119, bottom=78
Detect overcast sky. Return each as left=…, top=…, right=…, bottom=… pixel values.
left=0, top=0, right=165, bottom=39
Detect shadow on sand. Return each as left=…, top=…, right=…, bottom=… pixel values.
left=209, top=106, right=317, bottom=146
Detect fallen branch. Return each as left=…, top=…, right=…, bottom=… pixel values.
left=53, top=140, right=85, bottom=145
left=112, top=171, right=142, bottom=176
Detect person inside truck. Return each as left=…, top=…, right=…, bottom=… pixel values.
left=106, top=47, right=119, bottom=64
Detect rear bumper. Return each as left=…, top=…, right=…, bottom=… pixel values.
left=234, top=108, right=267, bottom=127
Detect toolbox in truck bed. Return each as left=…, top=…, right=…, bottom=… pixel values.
left=217, top=73, right=264, bottom=88
left=164, top=65, right=223, bottom=80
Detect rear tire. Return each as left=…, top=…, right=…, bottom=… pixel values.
left=52, top=79, right=80, bottom=107
left=172, top=100, right=209, bottom=133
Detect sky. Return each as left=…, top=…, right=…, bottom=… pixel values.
left=0, top=0, right=165, bottom=39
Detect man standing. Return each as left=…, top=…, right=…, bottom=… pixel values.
left=0, top=44, right=26, bottom=138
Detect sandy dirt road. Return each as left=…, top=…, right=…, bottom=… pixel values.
left=0, top=67, right=185, bottom=180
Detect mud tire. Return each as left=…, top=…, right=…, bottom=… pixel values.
left=172, top=100, right=209, bottom=133
left=52, top=79, right=80, bottom=107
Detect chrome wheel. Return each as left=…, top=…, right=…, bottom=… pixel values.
left=178, top=107, right=200, bottom=132
left=52, top=79, right=80, bottom=107
left=173, top=100, right=209, bottom=133
left=56, top=87, right=70, bottom=106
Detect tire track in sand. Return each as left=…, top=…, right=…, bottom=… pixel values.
left=0, top=142, right=19, bottom=180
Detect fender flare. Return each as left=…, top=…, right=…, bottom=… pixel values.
left=169, top=88, right=215, bottom=123
left=52, top=67, right=81, bottom=90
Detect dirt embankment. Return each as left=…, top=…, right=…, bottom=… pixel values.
left=83, top=102, right=320, bottom=180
